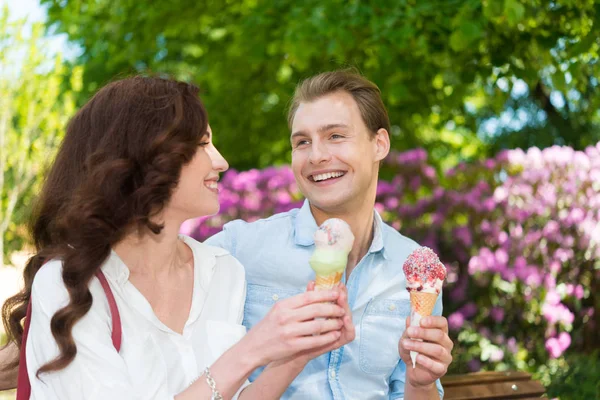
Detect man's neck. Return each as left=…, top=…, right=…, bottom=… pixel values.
left=309, top=198, right=375, bottom=278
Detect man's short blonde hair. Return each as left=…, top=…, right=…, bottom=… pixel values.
left=288, top=69, right=390, bottom=137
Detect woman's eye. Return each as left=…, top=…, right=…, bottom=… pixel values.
left=198, top=141, right=210, bottom=147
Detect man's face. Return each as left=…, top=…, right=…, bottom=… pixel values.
left=290, top=91, right=389, bottom=213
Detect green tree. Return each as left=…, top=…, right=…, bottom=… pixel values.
left=41, top=0, right=600, bottom=169
left=0, top=6, right=82, bottom=262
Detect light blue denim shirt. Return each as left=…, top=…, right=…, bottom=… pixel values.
left=206, top=200, right=444, bottom=399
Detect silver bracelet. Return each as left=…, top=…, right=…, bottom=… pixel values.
left=204, top=367, right=223, bottom=400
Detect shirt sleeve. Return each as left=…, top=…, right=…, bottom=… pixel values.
left=389, top=291, right=445, bottom=399
left=26, top=261, right=173, bottom=400
left=205, top=220, right=246, bottom=256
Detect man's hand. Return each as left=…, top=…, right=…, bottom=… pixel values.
left=398, top=315, right=453, bottom=389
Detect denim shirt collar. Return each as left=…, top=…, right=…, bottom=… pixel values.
left=294, top=199, right=388, bottom=259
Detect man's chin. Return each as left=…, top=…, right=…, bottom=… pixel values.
left=306, top=196, right=349, bottom=214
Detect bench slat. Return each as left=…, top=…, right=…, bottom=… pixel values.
left=443, top=379, right=546, bottom=400
left=441, top=371, right=532, bottom=387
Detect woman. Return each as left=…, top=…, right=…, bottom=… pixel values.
left=0, top=76, right=354, bottom=399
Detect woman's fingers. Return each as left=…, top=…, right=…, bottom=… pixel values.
left=281, top=290, right=339, bottom=309
left=291, top=302, right=345, bottom=322
left=288, top=318, right=344, bottom=337
left=292, top=330, right=341, bottom=351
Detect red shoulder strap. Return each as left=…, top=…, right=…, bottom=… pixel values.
left=95, top=270, right=122, bottom=351
left=16, top=269, right=121, bottom=399
left=16, top=302, right=32, bottom=400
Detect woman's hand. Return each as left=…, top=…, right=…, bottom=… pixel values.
left=240, top=288, right=346, bottom=367
left=269, top=282, right=356, bottom=368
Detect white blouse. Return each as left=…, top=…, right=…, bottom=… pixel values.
left=26, top=235, right=249, bottom=400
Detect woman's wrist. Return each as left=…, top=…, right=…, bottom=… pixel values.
left=236, top=334, right=267, bottom=370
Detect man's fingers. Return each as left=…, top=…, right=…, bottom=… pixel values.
left=419, top=316, right=449, bottom=334
left=407, top=326, right=452, bottom=350
left=414, top=353, right=448, bottom=377
left=306, top=281, right=316, bottom=292
left=402, top=339, right=452, bottom=365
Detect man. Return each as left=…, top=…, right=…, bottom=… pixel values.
left=206, top=70, right=452, bottom=399
left=1, top=70, right=452, bottom=398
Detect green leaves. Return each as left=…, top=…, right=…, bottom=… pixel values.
left=0, top=8, right=82, bottom=261
left=504, top=0, right=526, bottom=27
left=33, top=0, right=600, bottom=170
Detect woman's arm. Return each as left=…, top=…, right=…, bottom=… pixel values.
left=0, top=342, right=19, bottom=391
left=176, top=289, right=346, bottom=399
left=238, top=284, right=356, bottom=400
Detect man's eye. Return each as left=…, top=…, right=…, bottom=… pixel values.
left=295, top=140, right=309, bottom=147
left=331, top=134, right=343, bottom=139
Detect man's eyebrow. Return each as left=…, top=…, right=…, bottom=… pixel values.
left=291, top=124, right=349, bottom=140
left=290, top=130, right=308, bottom=140
left=317, top=123, right=349, bottom=133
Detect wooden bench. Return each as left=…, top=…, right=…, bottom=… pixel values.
left=441, top=371, right=546, bottom=399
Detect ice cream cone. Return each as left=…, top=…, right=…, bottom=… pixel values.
left=409, top=291, right=439, bottom=368
left=410, top=291, right=438, bottom=316
left=314, top=271, right=344, bottom=291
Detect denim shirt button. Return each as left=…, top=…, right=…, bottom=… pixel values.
left=272, top=294, right=279, bottom=301
left=388, top=304, right=396, bottom=311
left=329, top=370, right=336, bottom=379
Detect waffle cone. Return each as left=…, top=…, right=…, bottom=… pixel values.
left=314, top=272, right=343, bottom=290
left=410, top=291, right=438, bottom=316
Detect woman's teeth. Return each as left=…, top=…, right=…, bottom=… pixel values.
left=205, top=181, right=218, bottom=190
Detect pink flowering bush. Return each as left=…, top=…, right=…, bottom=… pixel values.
left=183, top=143, right=600, bottom=383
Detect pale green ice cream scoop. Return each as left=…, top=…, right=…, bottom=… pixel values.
left=309, top=218, right=355, bottom=276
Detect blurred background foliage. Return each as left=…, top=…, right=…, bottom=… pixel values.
left=0, top=6, right=81, bottom=263
left=39, top=0, right=600, bottom=171
left=2, top=1, right=600, bottom=397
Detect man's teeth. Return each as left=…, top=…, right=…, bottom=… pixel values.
left=205, top=181, right=218, bottom=190
left=312, top=172, right=344, bottom=182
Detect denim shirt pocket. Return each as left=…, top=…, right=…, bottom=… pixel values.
left=359, top=298, right=409, bottom=375
left=243, top=284, right=302, bottom=330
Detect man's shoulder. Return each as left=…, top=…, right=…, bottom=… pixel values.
left=380, top=221, right=420, bottom=258
left=222, top=207, right=301, bottom=233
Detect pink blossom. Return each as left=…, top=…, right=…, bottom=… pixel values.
left=448, top=312, right=465, bottom=331
left=490, top=348, right=505, bottom=362
left=490, top=307, right=505, bottom=323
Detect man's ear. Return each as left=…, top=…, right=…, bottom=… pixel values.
left=373, top=128, right=391, bottom=163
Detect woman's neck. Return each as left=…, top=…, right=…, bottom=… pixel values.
left=113, top=219, right=191, bottom=278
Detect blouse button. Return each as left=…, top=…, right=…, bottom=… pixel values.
left=388, top=304, right=396, bottom=311
left=272, top=294, right=279, bottom=301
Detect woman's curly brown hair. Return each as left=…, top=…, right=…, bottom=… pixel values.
left=1, top=76, right=208, bottom=375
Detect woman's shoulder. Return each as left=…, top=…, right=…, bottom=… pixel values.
left=31, top=258, right=65, bottom=296
left=181, top=235, right=239, bottom=261
left=180, top=235, right=245, bottom=276
left=31, top=258, right=110, bottom=317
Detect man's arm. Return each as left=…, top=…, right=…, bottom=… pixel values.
left=0, top=342, right=19, bottom=391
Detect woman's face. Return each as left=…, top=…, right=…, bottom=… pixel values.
left=167, top=124, right=229, bottom=221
